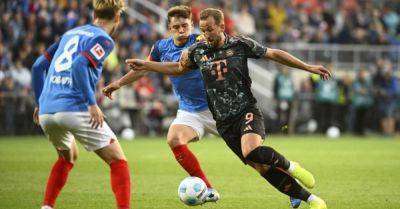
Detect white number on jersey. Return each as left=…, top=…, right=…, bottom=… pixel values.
left=55, top=35, right=80, bottom=72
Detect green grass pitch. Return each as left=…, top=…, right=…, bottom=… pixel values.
left=0, top=136, right=399, bottom=209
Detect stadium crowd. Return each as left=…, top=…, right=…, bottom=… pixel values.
left=0, top=0, right=399, bottom=136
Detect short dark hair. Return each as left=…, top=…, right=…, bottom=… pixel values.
left=200, top=8, right=224, bottom=25
left=167, top=5, right=192, bottom=24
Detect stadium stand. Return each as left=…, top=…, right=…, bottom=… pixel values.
left=0, top=0, right=399, bottom=136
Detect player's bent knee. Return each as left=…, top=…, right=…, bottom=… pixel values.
left=60, top=156, right=76, bottom=164
left=104, top=152, right=126, bottom=165
left=167, top=136, right=181, bottom=148
left=95, top=141, right=126, bottom=164
left=58, top=150, right=77, bottom=164
left=72, top=151, right=78, bottom=163
left=71, top=154, right=78, bottom=163
left=179, top=131, right=199, bottom=144
left=167, top=134, right=194, bottom=148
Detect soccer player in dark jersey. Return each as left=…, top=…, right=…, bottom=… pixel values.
left=126, top=8, right=330, bottom=209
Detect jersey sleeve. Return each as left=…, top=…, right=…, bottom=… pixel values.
left=31, top=55, right=50, bottom=105
left=238, top=35, right=267, bottom=59
left=148, top=40, right=161, bottom=62
left=43, top=40, right=60, bottom=62
left=185, top=44, right=199, bottom=69
left=81, top=35, right=114, bottom=68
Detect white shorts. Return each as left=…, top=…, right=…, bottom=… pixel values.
left=39, top=112, right=117, bottom=151
left=171, top=109, right=219, bottom=139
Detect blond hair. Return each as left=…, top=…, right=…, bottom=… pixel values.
left=93, top=0, right=125, bottom=20
left=200, top=8, right=224, bottom=25
left=167, top=5, right=192, bottom=24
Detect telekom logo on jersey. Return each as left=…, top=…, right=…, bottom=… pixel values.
left=210, top=59, right=227, bottom=81
left=200, top=55, right=228, bottom=81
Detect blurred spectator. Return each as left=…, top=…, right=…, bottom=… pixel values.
left=135, top=76, right=156, bottom=101
left=314, top=67, right=339, bottom=133
left=10, top=57, right=31, bottom=90
left=351, top=69, right=374, bottom=135
left=220, top=2, right=235, bottom=35
left=65, top=0, right=80, bottom=28
left=336, top=73, right=352, bottom=132
left=382, top=5, right=399, bottom=36
left=147, top=100, right=166, bottom=136
left=0, top=43, right=11, bottom=72
left=0, top=69, right=4, bottom=82
left=273, top=66, right=294, bottom=131
left=233, top=4, right=256, bottom=37
left=295, top=78, right=315, bottom=133
left=373, top=63, right=398, bottom=137
left=267, top=1, right=287, bottom=36
left=116, top=85, right=141, bottom=134
left=0, top=76, right=18, bottom=134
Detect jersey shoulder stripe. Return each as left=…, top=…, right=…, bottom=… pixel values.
left=149, top=39, right=162, bottom=61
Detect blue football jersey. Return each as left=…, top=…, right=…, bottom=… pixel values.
left=38, top=24, right=114, bottom=114
left=149, top=34, right=208, bottom=112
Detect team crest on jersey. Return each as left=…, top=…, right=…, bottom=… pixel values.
left=90, top=43, right=105, bottom=60
left=226, top=49, right=234, bottom=57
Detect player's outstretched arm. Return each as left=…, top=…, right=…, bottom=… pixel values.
left=264, top=48, right=331, bottom=80
left=125, top=59, right=186, bottom=75
left=125, top=50, right=193, bottom=75
left=102, top=70, right=148, bottom=100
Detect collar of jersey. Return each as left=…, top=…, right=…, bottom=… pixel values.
left=88, top=23, right=110, bottom=36
left=171, top=35, right=193, bottom=48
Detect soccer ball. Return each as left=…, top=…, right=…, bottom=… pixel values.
left=177, top=176, right=207, bottom=206
left=121, top=128, right=135, bottom=140
left=326, top=126, right=340, bottom=139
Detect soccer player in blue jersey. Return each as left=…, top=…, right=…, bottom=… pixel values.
left=102, top=5, right=222, bottom=203
left=31, top=1, right=130, bottom=209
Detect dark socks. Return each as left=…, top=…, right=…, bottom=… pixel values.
left=245, top=146, right=290, bottom=170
